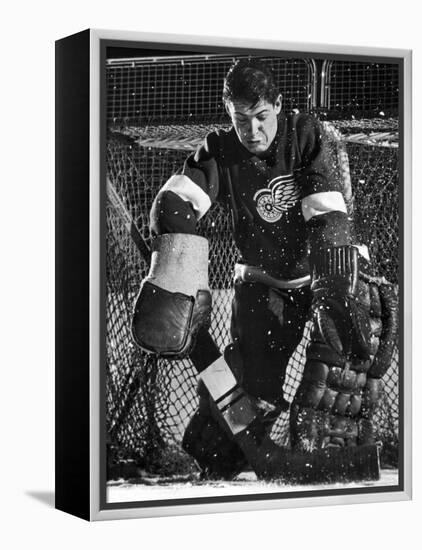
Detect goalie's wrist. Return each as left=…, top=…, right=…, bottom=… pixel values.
left=310, top=244, right=359, bottom=297
left=310, top=244, right=359, bottom=279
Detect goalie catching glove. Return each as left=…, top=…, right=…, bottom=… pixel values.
left=131, top=233, right=212, bottom=357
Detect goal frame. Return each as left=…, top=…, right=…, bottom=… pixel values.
left=55, top=27, right=412, bottom=522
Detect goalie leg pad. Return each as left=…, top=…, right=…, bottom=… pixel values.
left=183, top=340, right=283, bottom=479
left=291, top=273, right=396, bottom=453
left=368, top=283, right=399, bottom=378
left=291, top=326, right=372, bottom=452
left=182, top=408, right=248, bottom=480
left=182, top=342, right=250, bottom=479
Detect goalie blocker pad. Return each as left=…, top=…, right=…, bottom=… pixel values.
left=132, top=233, right=212, bottom=357
left=133, top=282, right=211, bottom=356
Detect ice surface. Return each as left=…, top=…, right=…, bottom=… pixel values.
left=107, top=469, right=399, bottom=503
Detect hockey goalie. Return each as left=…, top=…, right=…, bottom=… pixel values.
left=131, top=58, right=398, bottom=483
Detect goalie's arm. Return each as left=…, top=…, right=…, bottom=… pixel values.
left=296, top=115, right=372, bottom=358
left=149, top=179, right=205, bottom=236
left=150, top=133, right=222, bottom=237
left=297, top=114, right=352, bottom=251
left=134, top=134, right=222, bottom=356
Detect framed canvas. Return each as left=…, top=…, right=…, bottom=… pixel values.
left=55, top=28, right=412, bottom=521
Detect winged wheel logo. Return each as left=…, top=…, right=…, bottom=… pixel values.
left=253, top=174, right=300, bottom=223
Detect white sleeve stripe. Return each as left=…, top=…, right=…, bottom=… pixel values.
left=301, top=191, right=347, bottom=222
left=161, top=174, right=212, bottom=220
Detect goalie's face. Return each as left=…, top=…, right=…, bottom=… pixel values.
left=225, top=95, right=282, bottom=155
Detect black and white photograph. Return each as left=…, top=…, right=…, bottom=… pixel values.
left=103, top=40, right=404, bottom=509
left=3, top=0, right=421, bottom=544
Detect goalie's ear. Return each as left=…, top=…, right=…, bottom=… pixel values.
left=224, top=99, right=233, bottom=118
left=274, top=94, right=282, bottom=114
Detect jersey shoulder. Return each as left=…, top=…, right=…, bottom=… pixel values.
left=288, top=112, right=324, bottom=160
left=197, top=127, right=244, bottom=165
left=292, top=112, right=321, bottom=139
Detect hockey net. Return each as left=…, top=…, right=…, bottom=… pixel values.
left=105, top=55, right=400, bottom=478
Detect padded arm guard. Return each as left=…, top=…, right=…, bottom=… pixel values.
left=131, top=233, right=212, bottom=357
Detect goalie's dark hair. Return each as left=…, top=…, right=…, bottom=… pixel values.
left=222, top=58, right=279, bottom=107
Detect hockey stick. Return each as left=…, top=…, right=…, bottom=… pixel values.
left=106, top=178, right=152, bottom=264
left=106, top=178, right=158, bottom=449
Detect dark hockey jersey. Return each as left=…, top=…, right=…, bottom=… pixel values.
left=152, top=113, right=351, bottom=280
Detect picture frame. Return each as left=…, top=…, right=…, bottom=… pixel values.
left=55, top=28, right=412, bottom=521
